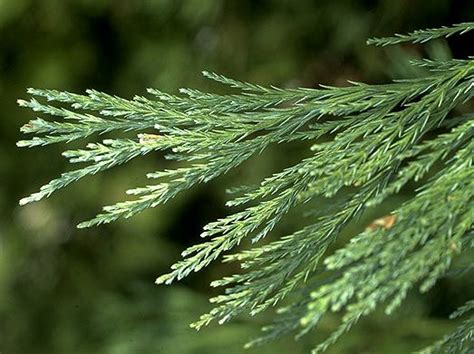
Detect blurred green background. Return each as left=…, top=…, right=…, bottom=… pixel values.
left=1, top=1, right=473, bottom=353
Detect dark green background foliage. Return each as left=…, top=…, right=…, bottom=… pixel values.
left=1, top=1, right=473, bottom=353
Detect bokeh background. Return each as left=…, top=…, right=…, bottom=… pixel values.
left=1, top=1, right=473, bottom=353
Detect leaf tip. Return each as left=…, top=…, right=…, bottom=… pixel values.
left=18, top=197, right=30, bottom=206
left=17, top=99, right=28, bottom=107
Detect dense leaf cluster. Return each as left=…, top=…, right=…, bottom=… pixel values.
left=18, top=23, right=473, bottom=352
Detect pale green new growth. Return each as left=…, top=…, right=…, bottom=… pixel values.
left=18, top=23, right=474, bottom=353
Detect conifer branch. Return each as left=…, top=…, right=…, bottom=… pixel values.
left=18, top=24, right=474, bottom=352
left=367, top=22, right=474, bottom=46
left=418, top=300, right=474, bottom=354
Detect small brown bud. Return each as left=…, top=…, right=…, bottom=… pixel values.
left=367, top=214, right=397, bottom=231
